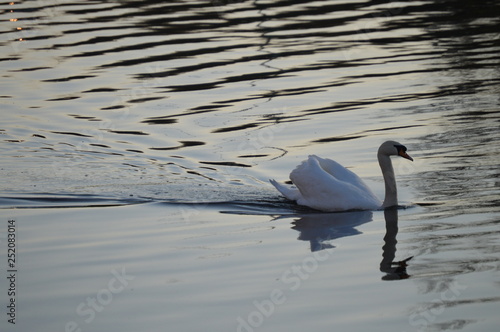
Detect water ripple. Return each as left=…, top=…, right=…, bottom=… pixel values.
left=1, top=0, right=499, bottom=207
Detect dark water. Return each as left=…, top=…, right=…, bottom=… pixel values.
left=1, top=0, right=500, bottom=331
left=2, top=0, right=499, bottom=202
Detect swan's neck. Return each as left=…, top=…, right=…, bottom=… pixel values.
left=378, top=153, right=398, bottom=208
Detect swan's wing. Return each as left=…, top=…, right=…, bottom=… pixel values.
left=290, top=156, right=380, bottom=211
left=269, top=179, right=302, bottom=201
left=311, top=155, right=374, bottom=194
left=289, top=156, right=352, bottom=202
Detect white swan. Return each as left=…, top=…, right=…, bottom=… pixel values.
left=269, top=141, right=413, bottom=212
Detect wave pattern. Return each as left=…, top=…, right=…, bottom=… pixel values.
left=1, top=0, right=499, bottom=204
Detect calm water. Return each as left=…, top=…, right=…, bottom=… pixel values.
left=1, top=0, right=500, bottom=331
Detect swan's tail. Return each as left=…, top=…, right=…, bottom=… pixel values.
left=269, top=179, right=301, bottom=201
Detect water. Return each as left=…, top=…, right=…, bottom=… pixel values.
left=1, top=0, right=500, bottom=331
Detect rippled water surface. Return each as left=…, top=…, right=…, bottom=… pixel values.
left=1, top=0, right=500, bottom=331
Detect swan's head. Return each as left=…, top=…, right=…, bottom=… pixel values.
left=378, top=141, right=413, bottom=161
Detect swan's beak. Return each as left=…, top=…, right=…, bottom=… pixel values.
left=399, top=151, right=413, bottom=161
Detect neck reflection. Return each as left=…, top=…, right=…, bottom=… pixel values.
left=288, top=207, right=412, bottom=280
left=380, top=207, right=413, bottom=280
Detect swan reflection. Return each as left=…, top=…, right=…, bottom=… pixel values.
left=290, top=210, right=372, bottom=251
left=380, top=208, right=413, bottom=280
left=289, top=208, right=412, bottom=279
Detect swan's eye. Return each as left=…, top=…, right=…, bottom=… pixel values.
left=394, top=144, right=406, bottom=152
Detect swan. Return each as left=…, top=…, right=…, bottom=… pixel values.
left=269, top=141, right=413, bottom=212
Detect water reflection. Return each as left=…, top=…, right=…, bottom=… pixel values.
left=2, top=0, right=499, bottom=199
left=290, top=210, right=372, bottom=251
left=380, top=208, right=413, bottom=280
left=291, top=208, right=412, bottom=279
left=2, top=1, right=500, bottom=331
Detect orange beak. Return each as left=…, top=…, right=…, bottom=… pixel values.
left=399, top=150, right=413, bottom=161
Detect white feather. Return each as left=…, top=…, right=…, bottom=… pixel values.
left=270, top=141, right=413, bottom=212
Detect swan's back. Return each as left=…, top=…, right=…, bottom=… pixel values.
left=311, top=155, right=373, bottom=193
left=288, top=155, right=381, bottom=211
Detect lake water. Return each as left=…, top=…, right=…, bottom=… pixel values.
left=1, top=0, right=499, bottom=331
